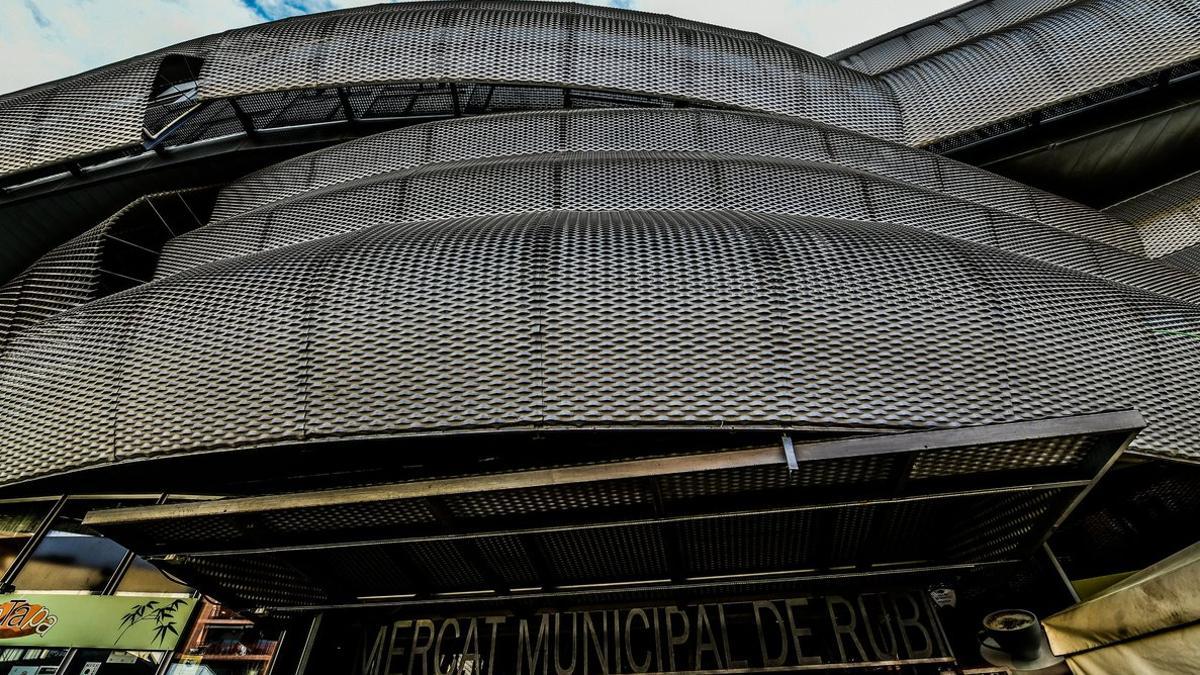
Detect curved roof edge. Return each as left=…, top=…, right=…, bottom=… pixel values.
left=828, top=0, right=992, bottom=61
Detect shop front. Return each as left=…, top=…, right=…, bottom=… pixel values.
left=28, top=412, right=1133, bottom=674
left=0, top=497, right=284, bottom=675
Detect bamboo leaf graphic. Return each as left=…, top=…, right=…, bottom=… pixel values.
left=152, top=622, right=179, bottom=646
left=116, top=601, right=158, bottom=644
left=120, top=601, right=153, bottom=629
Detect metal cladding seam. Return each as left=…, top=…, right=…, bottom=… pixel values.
left=0, top=211, right=1195, bottom=486
left=155, top=131, right=1200, bottom=305
left=3, top=0, right=1200, bottom=179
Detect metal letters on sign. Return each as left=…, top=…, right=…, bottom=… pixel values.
left=359, top=592, right=952, bottom=675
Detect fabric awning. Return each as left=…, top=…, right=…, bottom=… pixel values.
left=1044, top=539, right=1200, bottom=674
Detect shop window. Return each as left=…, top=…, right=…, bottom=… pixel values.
left=114, top=556, right=191, bottom=596
left=10, top=522, right=127, bottom=594
left=0, top=502, right=53, bottom=580
left=9, top=498, right=160, bottom=595
left=0, top=646, right=70, bottom=674
left=166, top=600, right=281, bottom=675
left=61, top=649, right=167, bottom=675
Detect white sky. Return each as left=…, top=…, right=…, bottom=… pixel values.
left=0, top=0, right=964, bottom=95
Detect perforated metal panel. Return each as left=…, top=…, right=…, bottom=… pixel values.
left=0, top=56, right=160, bottom=177
left=0, top=188, right=216, bottom=342
left=194, top=2, right=901, bottom=141
left=209, top=109, right=1140, bottom=252
left=1163, top=245, right=1200, bottom=274
left=0, top=225, right=104, bottom=346
left=87, top=419, right=1128, bottom=612
left=1052, top=460, right=1200, bottom=578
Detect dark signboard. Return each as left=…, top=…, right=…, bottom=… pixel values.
left=358, top=591, right=953, bottom=675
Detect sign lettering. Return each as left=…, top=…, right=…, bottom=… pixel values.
left=358, top=592, right=949, bottom=675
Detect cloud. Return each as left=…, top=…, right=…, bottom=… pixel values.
left=0, top=0, right=261, bottom=95
left=0, top=0, right=962, bottom=96
left=616, top=0, right=962, bottom=55
left=241, top=0, right=343, bottom=20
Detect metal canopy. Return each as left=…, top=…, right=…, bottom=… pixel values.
left=84, top=412, right=1142, bottom=614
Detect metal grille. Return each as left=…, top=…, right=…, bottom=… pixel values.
left=0, top=211, right=1193, bottom=486
left=0, top=225, right=104, bottom=347
left=194, top=2, right=901, bottom=141
left=86, top=419, right=1125, bottom=611
left=0, top=188, right=216, bottom=341
left=135, top=487, right=1079, bottom=610
left=1163, top=245, right=1200, bottom=274
left=1052, top=459, right=1200, bottom=579
left=0, top=56, right=160, bottom=177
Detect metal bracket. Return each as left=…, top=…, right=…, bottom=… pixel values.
left=782, top=433, right=798, bottom=471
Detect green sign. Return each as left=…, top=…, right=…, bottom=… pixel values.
left=0, top=594, right=197, bottom=650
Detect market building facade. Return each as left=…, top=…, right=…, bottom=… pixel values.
left=0, top=1, right=1198, bottom=673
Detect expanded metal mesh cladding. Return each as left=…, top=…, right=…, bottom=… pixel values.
left=0, top=0, right=1199, bottom=488
left=162, top=110, right=1200, bottom=309
left=2, top=0, right=1200, bottom=180
left=833, top=0, right=1078, bottom=75
left=1108, top=169, right=1200, bottom=267
left=0, top=209, right=1197, bottom=484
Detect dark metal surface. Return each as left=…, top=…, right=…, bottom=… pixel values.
left=1051, top=457, right=1200, bottom=579
left=940, top=61, right=1200, bottom=207
left=876, top=0, right=1200, bottom=145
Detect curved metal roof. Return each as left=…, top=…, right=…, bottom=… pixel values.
left=831, top=0, right=1077, bottom=75
left=0, top=2, right=1197, bottom=490
left=209, top=108, right=1139, bottom=252
left=3, top=0, right=1198, bottom=185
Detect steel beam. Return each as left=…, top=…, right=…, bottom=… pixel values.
left=85, top=411, right=1142, bottom=529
